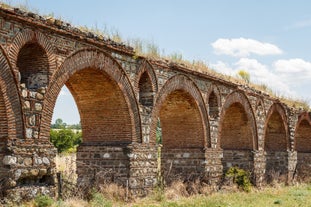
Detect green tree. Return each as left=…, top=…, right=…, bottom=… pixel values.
left=51, top=118, right=67, bottom=129
left=67, top=122, right=82, bottom=130
left=237, top=70, right=250, bottom=83
left=50, top=129, right=82, bottom=153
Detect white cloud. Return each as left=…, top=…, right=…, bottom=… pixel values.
left=210, top=58, right=300, bottom=96
left=273, top=58, right=311, bottom=85
left=211, top=38, right=283, bottom=57
left=274, top=58, right=311, bottom=73
left=295, top=19, right=311, bottom=28
left=235, top=58, right=268, bottom=77
left=286, top=19, right=311, bottom=30
left=234, top=58, right=293, bottom=95
left=209, top=61, right=234, bottom=76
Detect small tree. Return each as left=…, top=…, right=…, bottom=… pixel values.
left=225, top=166, right=252, bottom=192
left=237, top=70, right=250, bottom=83
left=50, top=129, right=82, bottom=153
left=51, top=118, right=67, bottom=129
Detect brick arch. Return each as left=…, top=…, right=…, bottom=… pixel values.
left=219, top=90, right=258, bottom=150
left=135, top=59, right=158, bottom=94
left=0, top=45, right=23, bottom=140
left=40, top=48, right=141, bottom=143
left=264, top=103, right=289, bottom=180
left=135, top=59, right=158, bottom=107
left=295, top=112, right=311, bottom=179
left=264, top=103, right=289, bottom=151
left=151, top=74, right=209, bottom=182
left=150, top=74, right=210, bottom=147
left=295, top=112, right=311, bottom=152
left=8, top=29, right=56, bottom=84
left=206, top=84, right=221, bottom=119
left=0, top=45, right=24, bottom=179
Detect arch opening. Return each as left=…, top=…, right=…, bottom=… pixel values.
left=295, top=119, right=311, bottom=180
left=264, top=110, right=288, bottom=182
left=138, top=72, right=154, bottom=107
left=220, top=102, right=254, bottom=173
left=208, top=91, right=219, bottom=119
left=159, top=89, right=205, bottom=183
left=295, top=120, right=311, bottom=152
left=17, top=42, right=49, bottom=89
left=67, top=68, right=132, bottom=144
left=51, top=67, right=132, bottom=186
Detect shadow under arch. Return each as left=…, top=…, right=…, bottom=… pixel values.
left=8, top=29, right=56, bottom=86
left=206, top=84, right=221, bottom=119
left=135, top=59, right=158, bottom=104
left=41, top=48, right=141, bottom=143
left=218, top=90, right=258, bottom=173
left=294, top=112, right=311, bottom=180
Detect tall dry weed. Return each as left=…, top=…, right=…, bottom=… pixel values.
left=98, top=183, right=127, bottom=202
left=165, top=180, right=189, bottom=200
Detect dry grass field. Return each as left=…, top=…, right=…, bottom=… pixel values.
left=15, top=153, right=311, bottom=207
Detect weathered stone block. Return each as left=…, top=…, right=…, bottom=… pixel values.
left=28, top=115, right=36, bottom=126
left=26, top=128, right=33, bottom=138
left=21, top=89, right=28, bottom=98
left=23, top=158, right=33, bottom=166
left=36, top=92, right=44, bottom=100
left=23, top=101, right=30, bottom=109
left=34, top=102, right=42, bottom=111
left=42, top=157, right=50, bottom=165
left=3, top=156, right=17, bottom=165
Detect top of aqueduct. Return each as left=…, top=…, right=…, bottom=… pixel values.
left=0, top=3, right=308, bottom=113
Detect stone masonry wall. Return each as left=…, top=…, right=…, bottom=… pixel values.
left=161, top=148, right=205, bottom=183
left=76, top=143, right=158, bottom=197
left=204, top=149, right=223, bottom=186
left=76, top=144, right=130, bottom=186
left=5, top=84, right=57, bottom=199
left=222, top=150, right=254, bottom=173
left=297, top=152, right=311, bottom=180
left=128, top=143, right=158, bottom=196
left=265, top=151, right=288, bottom=181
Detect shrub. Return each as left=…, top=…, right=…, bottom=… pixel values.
left=152, top=186, right=165, bottom=202
left=90, top=192, right=112, bottom=207
left=237, top=70, right=250, bottom=83
left=225, top=167, right=252, bottom=192
left=34, top=195, right=54, bottom=207
left=50, top=129, right=82, bottom=153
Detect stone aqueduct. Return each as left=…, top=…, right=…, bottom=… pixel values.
left=0, top=6, right=309, bottom=199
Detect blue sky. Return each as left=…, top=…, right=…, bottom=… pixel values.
left=5, top=0, right=311, bottom=124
